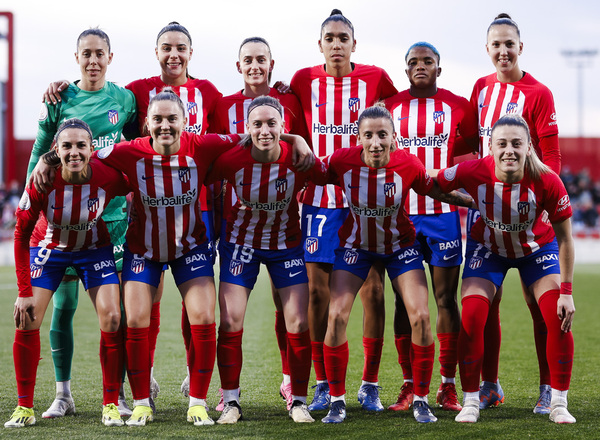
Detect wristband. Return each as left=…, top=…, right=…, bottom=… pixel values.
left=560, top=282, right=572, bottom=296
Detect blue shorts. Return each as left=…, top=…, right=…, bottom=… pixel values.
left=122, top=241, right=214, bottom=288
left=462, top=238, right=560, bottom=288
left=219, top=241, right=308, bottom=290
left=333, top=244, right=424, bottom=282
left=29, top=245, right=119, bottom=291
left=301, top=205, right=348, bottom=264
left=410, top=212, right=463, bottom=267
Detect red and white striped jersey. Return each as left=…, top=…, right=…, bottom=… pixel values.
left=97, top=132, right=240, bottom=262
left=325, top=147, right=433, bottom=254
left=207, top=142, right=327, bottom=250
left=438, top=156, right=572, bottom=259
left=471, top=72, right=558, bottom=158
left=291, top=63, right=397, bottom=209
left=386, top=88, right=478, bottom=215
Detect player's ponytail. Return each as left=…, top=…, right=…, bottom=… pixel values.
left=320, top=9, right=354, bottom=39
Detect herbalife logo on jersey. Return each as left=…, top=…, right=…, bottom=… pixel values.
left=108, top=110, right=119, bottom=125
left=276, top=178, right=288, bottom=193
left=141, top=188, right=197, bottom=207
left=179, top=167, right=191, bottom=183
left=348, top=98, right=361, bottom=112
left=88, top=197, right=100, bottom=212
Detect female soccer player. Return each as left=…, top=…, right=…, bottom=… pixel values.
left=31, top=28, right=136, bottom=419
left=5, top=119, right=129, bottom=428
left=384, top=42, right=478, bottom=412
left=290, top=9, right=398, bottom=412
left=320, top=106, right=473, bottom=424
left=470, top=13, right=561, bottom=413
left=437, top=114, right=575, bottom=424
left=207, top=96, right=325, bottom=424
left=211, top=36, right=308, bottom=409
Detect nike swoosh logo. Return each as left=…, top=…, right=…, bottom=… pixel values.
left=102, top=272, right=115, bottom=278
left=443, top=254, right=458, bottom=261
left=233, top=119, right=244, bottom=124
left=239, top=182, right=252, bottom=186
left=315, top=102, right=327, bottom=108
left=141, top=175, right=154, bottom=180
left=558, top=359, right=573, bottom=364
left=479, top=104, right=489, bottom=108
left=51, top=205, right=64, bottom=210
left=191, top=265, right=206, bottom=271
left=289, top=271, right=303, bottom=278
left=405, top=257, right=419, bottom=264
left=50, top=348, right=64, bottom=352
left=397, top=116, right=409, bottom=121
left=542, top=264, right=556, bottom=270
left=462, top=359, right=478, bottom=365
left=482, top=200, right=494, bottom=204
left=347, top=184, right=360, bottom=189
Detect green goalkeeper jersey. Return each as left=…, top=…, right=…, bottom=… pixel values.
left=28, top=80, right=137, bottom=222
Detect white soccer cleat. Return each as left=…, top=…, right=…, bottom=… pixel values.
left=42, top=396, right=76, bottom=418
left=550, top=404, right=576, bottom=424
left=455, top=400, right=480, bottom=423
left=289, top=401, right=315, bottom=423
left=216, top=401, right=242, bottom=425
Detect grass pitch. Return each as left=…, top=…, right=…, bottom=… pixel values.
left=0, top=264, right=598, bottom=439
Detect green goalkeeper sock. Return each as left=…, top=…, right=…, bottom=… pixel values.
left=49, top=280, right=79, bottom=382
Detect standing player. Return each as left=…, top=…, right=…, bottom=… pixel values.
left=319, top=106, right=474, bottom=424
left=31, top=28, right=136, bottom=419
left=384, top=42, right=478, bottom=412
left=211, top=37, right=308, bottom=409
left=470, top=13, right=561, bottom=413
left=207, top=96, right=325, bottom=424
left=5, top=119, right=129, bottom=428
left=290, top=9, right=398, bottom=412
left=437, top=114, right=575, bottom=424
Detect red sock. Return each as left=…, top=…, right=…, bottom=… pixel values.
left=149, top=302, right=161, bottom=367
left=362, top=337, right=383, bottom=383
left=100, top=328, right=124, bottom=405
left=181, top=302, right=191, bottom=366
left=14, top=329, right=40, bottom=408
left=126, top=327, right=150, bottom=400
left=323, top=342, right=349, bottom=397
left=275, top=311, right=289, bottom=376
left=394, top=334, right=413, bottom=380
left=481, top=294, right=501, bottom=383
left=458, top=295, right=490, bottom=392
left=438, top=332, right=458, bottom=379
left=411, top=342, right=435, bottom=397
left=287, top=330, right=311, bottom=397
left=189, top=323, right=216, bottom=400
left=527, top=302, right=551, bottom=385
left=538, top=290, right=574, bottom=391
left=311, top=341, right=327, bottom=381
left=217, top=328, right=243, bottom=390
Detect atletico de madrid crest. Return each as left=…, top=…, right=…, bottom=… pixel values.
left=108, top=110, right=119, bottom=125
left=506, top=102, right=519, bottom=114
left=348, top=97, right=361, bottom=112
left=305, top=238, right=318, bottom=254
left=88, top=197, right=100, bottom=212
left=384, top=182, right=396, bottom=197
left=229, top=260, right=244, bottom=276
left=343, top=249, right=359, bottom=265
left=276, top=178, right=288, bottom=194
left=179, top=167, right=191, bottom=183
left=131, top=257, right=145, bottom=274
left=187, top=102, right=198, bottom=116
left=30, top=264, right=43, bottom=279
left=433, top=111, right=445, bottom=124
left=518, top=201, right=530, bottom=215
left=469, top=256, right=483, bottom=270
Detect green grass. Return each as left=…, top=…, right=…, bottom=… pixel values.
left=0, top=264, right=599, bottom=439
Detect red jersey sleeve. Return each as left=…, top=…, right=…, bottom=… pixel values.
left=541, top=172, right=572, bottom=223
left=14, top=189, right=44, bottom=297
left=378, top=68, right=398, bottom=100
left=409, top=155, right=434, bottom=196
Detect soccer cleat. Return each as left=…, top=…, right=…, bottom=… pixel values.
left=125, top=405, right=153, bottom=426
left=308, top=383, right=330, bottom=411
left=102, top=403, right=124, bottom=427
left=479, top=380, right=504, bottom=409
left=42, top=395, right=76, bottom=418
left=181, top=375, right=190, bottom=398
left=216, top=387, right=241, bottom=412
left=187, top=405, right=214, bottom=426
left=321, top=400, right=346, bottom=424
left=455, top=400, right=480, bottom=423
left=413, top=401, right=438, bottom=423
left=4, top=406, right=35, bottom=428
left=149, top=376, right=160, bottom=413
left=436, top=383, right=462, bottom=411
left=549, top=404, right=576, bottom=424
left=533, top=384, right=552, bottom=415
left=289, top=400, right=315, bottom=423
left=280, top=381, right=293, bottom=410
left=118, top=385, right=132, bottom=417
left=388, top=382, right=414, bottom=411
left=216, top=401, right=242, bottom=425
left=357, top=384, right=384, bottom=412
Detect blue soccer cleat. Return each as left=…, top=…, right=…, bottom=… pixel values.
left=321, top=401, right=346, bottom=424
left=413, top=401, right=438, bottom=423
left=308, top=382, right=330, bottom=411
left=479, top=380, right=505, bottom=409
left=357, top=384, right=384, bottom=412
left=533, top=384, right=551, bottom=414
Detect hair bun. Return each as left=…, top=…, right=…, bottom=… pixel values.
left=494, top=12, right=511, bottom=20
left=330, top=8, right=343, bottom=16
left=168, top=21, right=180, bottom=25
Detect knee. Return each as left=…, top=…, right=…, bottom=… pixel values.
left=435, top=290, right=458, bottom=312
left=101, top=309, right=121, bottom=332
left=410, top=309, right=431, bottom=336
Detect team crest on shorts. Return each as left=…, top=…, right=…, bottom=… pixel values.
left=276, top=178, right=288, bottom=193
left=30, top=264, right=43, bottom=279
left=229, top=260, right=244, bottom=276
left=88, top=197, right=100, bottom=212
left=469, top=256, right=483, bottom=270
left=305, top=238, right=318, bottom=254
left=131, top=257, right=145, bottom=274
left=187, top=102, right=198, bottom=116
left=433, top=110, right=445, bottom=124
left=506, top=102, right=519, bottom=114
left=518, top=201, right=530, bottom=215
left=343, top=249, right=359, bottom=265
left=108, top=110, right=119, bottom=125
left=348, top=97, right=360, bottom=112
left=179, top=167, right=191, bottom=183
left=384, top=182, right=396, bottom=197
